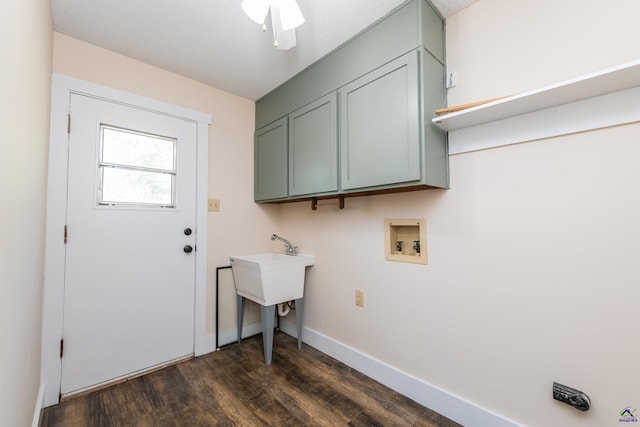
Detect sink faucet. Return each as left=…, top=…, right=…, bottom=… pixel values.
left=271, top=234, right=298, bottom=256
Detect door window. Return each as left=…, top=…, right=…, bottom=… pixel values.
left=98, top=125, right=177, bottom=207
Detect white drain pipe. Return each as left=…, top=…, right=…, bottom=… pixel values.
left=277, top=302, right=290, bottom=317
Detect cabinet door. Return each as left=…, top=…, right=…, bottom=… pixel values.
left=289, top=93, right=338, bottom=196
left=255, top=117, right=288, bottom=201
left=340, top=50, right=421, bottom=190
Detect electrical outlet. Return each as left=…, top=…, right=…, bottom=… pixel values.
left=355, top=290, right=364, bottom=307
left=208, top=198, right=220, bottom=212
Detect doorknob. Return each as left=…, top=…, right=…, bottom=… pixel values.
left=184, top=228, right=192, bottom=236
left=183, top=245, right=193, bottom=254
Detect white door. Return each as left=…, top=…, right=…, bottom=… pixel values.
left=60, top=94, right=197, bottom=395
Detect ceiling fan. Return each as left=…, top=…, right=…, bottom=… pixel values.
left=241, top=0, right=305, bottom=50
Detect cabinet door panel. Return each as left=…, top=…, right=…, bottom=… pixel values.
left=289, top=93, right=338, bottom=196
left=340, top=51, right=421, bottom=190
left=255, top=118, right=287, bottom=201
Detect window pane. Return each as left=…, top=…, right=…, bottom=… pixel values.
left=101, top=167, right=173, bottom=205
left=102, top=127, right=175, bottom=171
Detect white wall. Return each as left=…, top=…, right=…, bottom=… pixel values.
left=276, top=0, right=640, bottom=426
left=0, top=0, right=52, bottom=425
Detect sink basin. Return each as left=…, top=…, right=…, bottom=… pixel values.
left=229, top=253, right=314, bottom=306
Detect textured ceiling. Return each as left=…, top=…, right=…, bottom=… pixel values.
left=52, top=0, right=480, bottom=100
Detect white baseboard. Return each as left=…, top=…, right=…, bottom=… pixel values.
left=279, top=319, right=519, bottom=427
left=32, top=384, right=45, bottom=427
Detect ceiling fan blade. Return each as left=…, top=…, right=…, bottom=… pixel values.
left=241, top=0, right=270, bottom=25
left=277, top=0, right=305, bottom=31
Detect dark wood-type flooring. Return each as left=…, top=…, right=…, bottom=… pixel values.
left=41, top=332, right=461, bottom=426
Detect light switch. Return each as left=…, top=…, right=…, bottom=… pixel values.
left=208, top=198, right=220, bottom=212
left=355, top=290, right=364, bottom=307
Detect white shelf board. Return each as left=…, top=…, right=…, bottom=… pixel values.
left=433, top=59, right=640, bottom=131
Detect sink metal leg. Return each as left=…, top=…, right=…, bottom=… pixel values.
left=261, top=305, right=276, bottom=365
left=295, top=298, right=304, bottom=351
left=237, top=295, right=245, bottom=344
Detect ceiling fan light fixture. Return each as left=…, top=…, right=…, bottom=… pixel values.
left=241, top=0, right=304, bottom=50
left=241, top=0, right=270, bottom=25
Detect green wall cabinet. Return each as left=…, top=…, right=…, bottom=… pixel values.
left=289, top=93, right=338, bottom=196
left=340, top=51, right=421, bottom=191
left=254, top=117, right=287, bottom=201
left=254, top=0, right=448, bottom=203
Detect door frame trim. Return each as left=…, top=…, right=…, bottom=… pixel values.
left=41, top=74, right=212, bottom=407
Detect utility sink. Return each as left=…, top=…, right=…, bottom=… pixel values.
left=230, top=252, right=314, bottom=365
left=229, top=253, right=314, bottom=306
